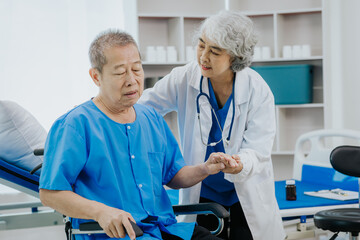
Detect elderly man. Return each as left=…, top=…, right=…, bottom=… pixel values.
left=39, top=30, right=237, bottom=240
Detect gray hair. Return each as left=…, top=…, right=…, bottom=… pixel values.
left=197, top=10, right=258, bottom=72
left=89, top=29, right=139, bottom=72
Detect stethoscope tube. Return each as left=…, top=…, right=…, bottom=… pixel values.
left=196, top=74, right=236, bottom=147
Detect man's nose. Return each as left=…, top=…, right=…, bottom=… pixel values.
left=125, top=72, right=137, bottom=85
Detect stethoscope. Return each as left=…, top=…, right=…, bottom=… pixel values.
left=196, top=73, right=236, bottom=147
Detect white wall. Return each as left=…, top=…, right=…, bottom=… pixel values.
left=0, top=0, right=135, bottom=131
left=323, top=0, right=360, bottom=131
left=0, top=1, right=138, bottom=239
left=341, top=1, right=360, bottom=131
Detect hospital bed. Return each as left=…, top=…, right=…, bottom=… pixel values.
left=276, top=129, right=360, bottom=239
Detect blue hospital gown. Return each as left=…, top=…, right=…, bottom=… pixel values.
left=39, top=100, right=195, bottom=240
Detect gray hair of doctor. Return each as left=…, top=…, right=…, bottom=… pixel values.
left=197, top=10, right=258, bottom=72
left=89, top=29, right=140, bottom=72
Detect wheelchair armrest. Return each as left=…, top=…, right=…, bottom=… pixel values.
left=173, top=202, right=229, bottom=236
left=77, top=221, right=143, bottom=237
left=172, top=202, right=229, bottom=219
left=34, top=148, right=44, bottom=156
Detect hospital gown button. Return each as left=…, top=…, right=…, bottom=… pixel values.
left=138, top=184, right=143, bottom=188
left=131, top=155, right=135, bottom=159
left=127, top=126, right=131, bottom=129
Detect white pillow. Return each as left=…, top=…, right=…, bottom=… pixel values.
left=0, top=100, right=46, bottom=174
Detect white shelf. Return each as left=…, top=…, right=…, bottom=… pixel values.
left=272, top=151, right=294, bottom=155
left=138, top=13, right=211, bottom=18
left=253, top=56, right=322, bottom=63
left=275, top=8, right=322, bottom=15
left=241, top=7, right=322, bottom=17
left=228, top=0, right=322, bottom=12
left=143, top=57, right=323, bottom=65
left=142, top=61, right=188, bottom=66
left=276, top=103, right=324, bottom=109
left=138, top=10, right=324, bottom=19
left=136, top=0, right=325, bottom=157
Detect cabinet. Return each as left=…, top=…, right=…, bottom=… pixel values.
left=136, top=0, right=325, bottom=155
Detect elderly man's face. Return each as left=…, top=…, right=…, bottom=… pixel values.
left=98, top=44, right=144, bottom=109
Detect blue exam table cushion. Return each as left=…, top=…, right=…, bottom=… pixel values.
left=277, top=165, right=359, bottom=210
left=0, top=101, right=46, bottom=174
left=276, top=180, right=358, bottom=210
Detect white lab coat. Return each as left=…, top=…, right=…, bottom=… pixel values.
left=138, top=62, right=286, bottom=240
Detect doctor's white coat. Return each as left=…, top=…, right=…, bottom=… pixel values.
left=139, top=62, right=286, bottom=240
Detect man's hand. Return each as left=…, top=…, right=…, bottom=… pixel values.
left=167, top=153, right=243, bottom=189
left=96, top=206, right=137, bottom=240
left=205, top=152, right=239, bottom=175
left=221, top=154, right=243, bottom=174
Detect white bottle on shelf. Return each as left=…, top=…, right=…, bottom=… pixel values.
left=186, top=46, right=195, bottom=62
left=145, top=46, right=157, bottom=62
left=166, top=46, right=177, bottom=62
left=301, top=44, right=311, bottom=58
left=282, top=45, right=292, bottom=59
left=292, top=45, right=302, bottom=58
left=253, top=47, right=262, bottom=60
left=156, top=46, right=167, bottom=62
left=262, top=46, right=271, bottom=59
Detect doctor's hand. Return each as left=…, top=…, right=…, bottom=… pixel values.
left=96, top=205, right=137, bottom=240
left=221, top=154, right=243, bottom=174
left=205, top=152, right=239, bottom=175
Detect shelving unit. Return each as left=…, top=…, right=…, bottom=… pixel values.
left=136, top=0, right=325, bottom=156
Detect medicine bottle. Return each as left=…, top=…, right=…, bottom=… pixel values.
left=285, top=179, right=297, bottom=201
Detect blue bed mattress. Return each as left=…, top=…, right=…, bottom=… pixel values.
left=275, top=180, right=358, bottom=210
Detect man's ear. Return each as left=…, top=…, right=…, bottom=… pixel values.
left=89, top=68, right=101, bottom=87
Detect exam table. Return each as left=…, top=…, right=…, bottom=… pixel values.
left=277, top=129, right=360, bottom=239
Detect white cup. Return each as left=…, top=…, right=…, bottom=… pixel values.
left=282, top=45, right=292, bottom=59
left=253, top=47, right=262, bottom=60
left=261, top=46, right=271, bottom=59
left=186, top=46, right=195, bottom=62
left=301, top=44, right=311, bottom=58
left=156, top=46, right=167, bottom=62
left=145, top=46, right=157, bottom=62
left=166, top=46, right=177, bottom=62
left=292, top=45, right=302, bottom=58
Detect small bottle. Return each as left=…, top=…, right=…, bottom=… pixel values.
left=286, top=179, right=297, bottom=201
left=145, top=46, right=156, bottom=62
left=166, top=46, right=177, bottom=62
left=155, top=46, right=167, bottom=62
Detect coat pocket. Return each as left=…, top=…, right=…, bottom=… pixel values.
left=148, top=152, right=165, bottom=196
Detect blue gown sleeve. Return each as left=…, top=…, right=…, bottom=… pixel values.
left=39, top=121, right=87, bottom=191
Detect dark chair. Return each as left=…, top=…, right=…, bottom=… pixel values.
left=314, top=145, right=360, bottom=240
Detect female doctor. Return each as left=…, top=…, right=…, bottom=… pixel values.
left=139, top=10, right=285, bottom=240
